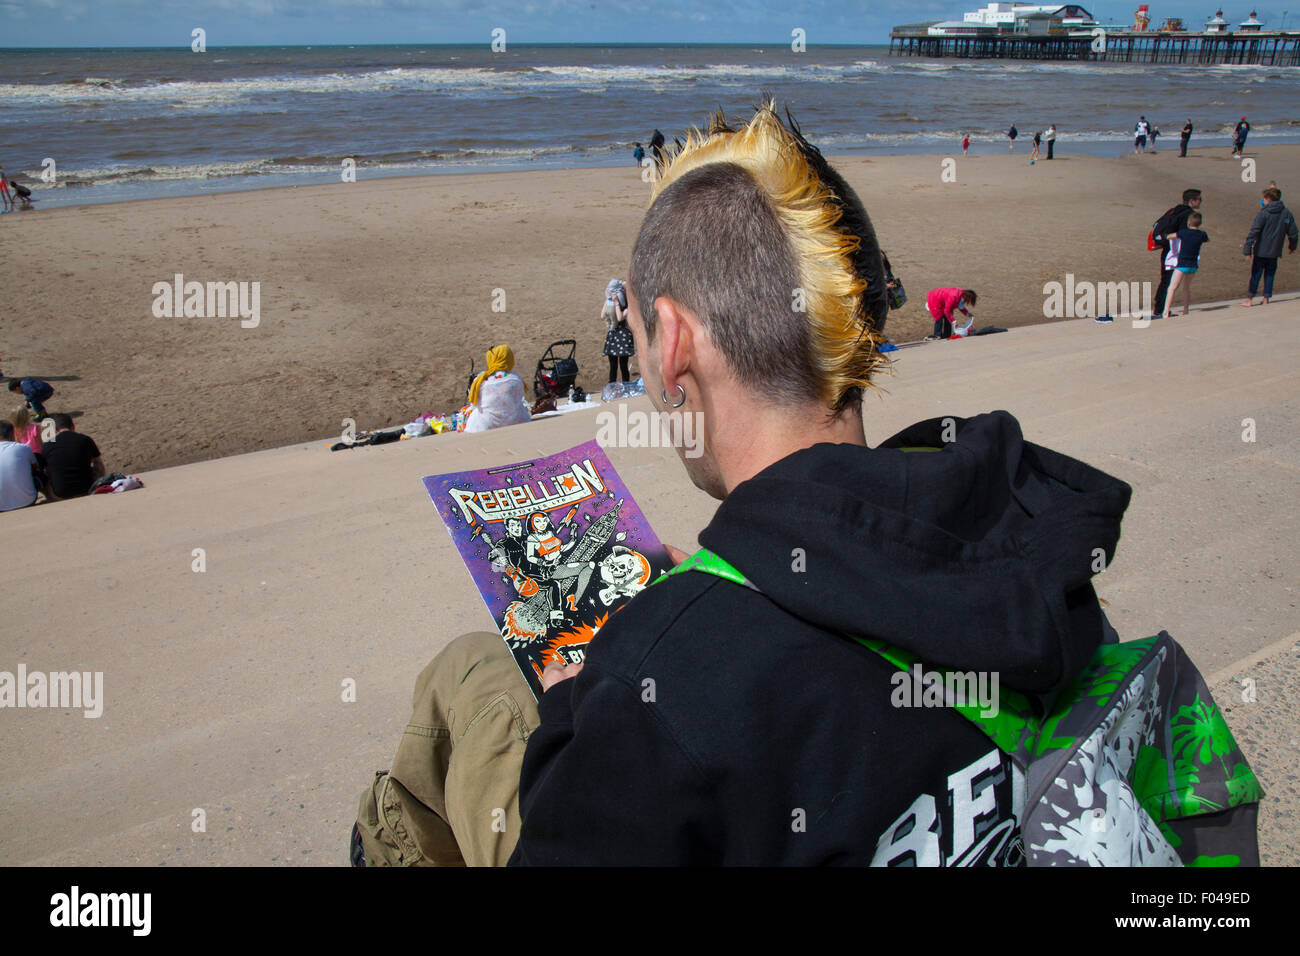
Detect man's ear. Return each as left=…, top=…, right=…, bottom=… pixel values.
left=653, top=296, right=693, bottom=396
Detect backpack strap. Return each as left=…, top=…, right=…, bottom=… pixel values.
left=661, top=546, right=1038, bottom=758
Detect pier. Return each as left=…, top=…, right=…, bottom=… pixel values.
left=888, top=27, right=1300, bottom=64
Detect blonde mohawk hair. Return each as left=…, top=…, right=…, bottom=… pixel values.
left=648, top=101, right=890, bottom=411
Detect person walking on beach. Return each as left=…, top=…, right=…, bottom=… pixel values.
left=1150, top=125, right=1160, bottom=151
left=962, top=133, right=970, bottom=157
left=1046, top=124, right=1056, bottom=159
left=1134, top=117, right=1149, bottom=154
left=1180, top=119, right=1193, bottom=157
left=1232, top=117, right=1250, bottom=157
left=1151, top=188, right=1202, bottom=318
left=649, top=129, right=666, bottom=170
left=602, top=278, right=635, bottom=383
left=1162, top=213, right=1209, bottom=319
left=926, top=287, right=976, bottom=340
left=633, top=143, right=645, bottom=166
left=1030, top=130, right=1041, bottom=164
left=1007, top=123, right=1018, bottom=152
left=1242, top=186, right=1298, bottom=307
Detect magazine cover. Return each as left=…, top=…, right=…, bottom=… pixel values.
left=423, top=439, right=672, bottom=698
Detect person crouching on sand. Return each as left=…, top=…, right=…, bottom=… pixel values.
left=926, top=288, right=976, bottom=340
left=463, top=345, right=531, bottom=433
left=1163, top=213, right=1209, bottom=319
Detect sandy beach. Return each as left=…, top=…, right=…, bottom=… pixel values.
left=4, top=144, right=1298, bottom=474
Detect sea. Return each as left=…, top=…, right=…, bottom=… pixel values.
left=3, top=43, right=1300, bottom=208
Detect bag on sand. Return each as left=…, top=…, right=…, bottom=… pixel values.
left=667, top=549, right=1264, bottom=867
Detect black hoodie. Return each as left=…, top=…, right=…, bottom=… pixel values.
left=509, top=411, right=1132, bottom=866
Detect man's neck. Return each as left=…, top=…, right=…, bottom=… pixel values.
left=714, top=403, right=866, bottom=496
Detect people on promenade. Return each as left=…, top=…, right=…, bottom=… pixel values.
left=8, top=407, right=43, bottom=458
left=1242, top=186, right=1298, bottom=307
left=0, top=420, right=45, bottom=511
left=42, top=413, right=106, bottom=499
left=1152, top=188, right=1203, bottom=317
left=352, top=101, right=1260, bottom=868
left=1162, top=212, right=1209, bottom=319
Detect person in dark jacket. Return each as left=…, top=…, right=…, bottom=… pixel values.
left=352, top=105, right=1254, bottom=868
left=7, top=377, right=54, bottom=419
left=1152, top=188, right=1202, bottom=318
left=1242, top=186, right=1298, bottom=307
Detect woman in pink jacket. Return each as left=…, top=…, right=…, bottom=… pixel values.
left=926, top=288, right=977, bottom=340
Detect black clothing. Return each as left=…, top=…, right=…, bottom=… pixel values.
left=44, top=430, right=101, bottom=498
left=510, top=411, right=1131, bottom=865
left=1152, top=202, right=1196, bottom=315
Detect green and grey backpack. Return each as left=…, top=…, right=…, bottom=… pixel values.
left=664, top=548, right=1264, bottom=867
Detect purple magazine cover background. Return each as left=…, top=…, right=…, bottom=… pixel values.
left=423, top=439, right=671, bottom=698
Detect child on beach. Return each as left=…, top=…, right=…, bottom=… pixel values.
left=7, top=377, right=54, bottom=419
left=962, top=134, right=970, bottom=156
left=1163, top=213, right=1208, bottom=319
left=1030, top=131, right=1041, bottom=163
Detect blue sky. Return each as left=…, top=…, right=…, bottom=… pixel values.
left=0, top=1, right=1292, bottom=46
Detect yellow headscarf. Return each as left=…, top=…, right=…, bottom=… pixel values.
left=467, top=344, right=515, bottom=406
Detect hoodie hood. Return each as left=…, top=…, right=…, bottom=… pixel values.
left=699, top=411, right=1131, bottom=696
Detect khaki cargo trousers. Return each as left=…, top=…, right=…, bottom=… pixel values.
left=355, top=631, right=539, bottom=866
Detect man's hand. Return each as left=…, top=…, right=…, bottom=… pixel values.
left=665, top=543, right=691, bottom=566
left=540, top=660, right=583, bottom=692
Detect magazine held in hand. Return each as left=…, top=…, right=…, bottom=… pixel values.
left=424, top=439, right=671, bottom=698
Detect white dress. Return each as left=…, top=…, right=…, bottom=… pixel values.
left=464, top=371, right=532, bottom=433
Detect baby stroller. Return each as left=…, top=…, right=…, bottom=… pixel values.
left=534, top=340, right=579, bottom=398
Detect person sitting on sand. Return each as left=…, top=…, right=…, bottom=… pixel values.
left=8, top=407, right=44, bottom=459
left=7, top=376, right=54, bottom=420
left=1163, top=212, right=1208, bottom=319
left=925, top=287, right=976, bottom=340
left=349, top=102, right=1251, bottom=868
left=0, top=420, right=45, bottom=511
left=1242, top=186, right=1298, bottom=308
left=462, top=345, right=531, bottom=434
left=42, top=413, right=105, bottom=499
left=602, top=278, right=635, bottom=383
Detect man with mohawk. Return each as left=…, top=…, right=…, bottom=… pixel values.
left=355, top=103, right=1137, bottom=866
